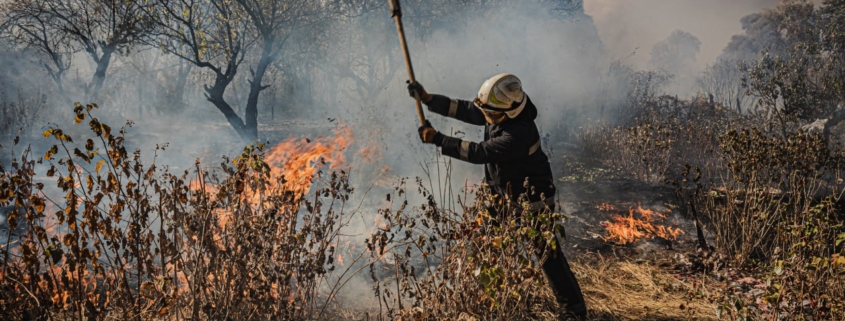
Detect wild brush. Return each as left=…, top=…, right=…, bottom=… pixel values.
left=0, top=104, right=358, bottom=320
left=369, top=179, right=565, bottom=320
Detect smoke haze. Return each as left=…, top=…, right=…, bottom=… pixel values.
left=583, top=0, right=820, bottom=69
left=345, top=3, right=606, bottom=200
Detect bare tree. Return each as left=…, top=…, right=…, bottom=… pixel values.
left=1, top=0, right=73, bottom=103
left=721, top=0, right=816, bottom=62
left=649, top=30, right=701, bottom=93
left=1, top=0, right=152, bottom=103
left=148, top=0, right=332, bottom=141
left=147, top=0, right=256, bottom=139
left=698, top=58, right=749, bottom=113
left=235, top=0, right=331, bottom=139
left=315, top=5, right=400, bottom=105
left=117, top=49, right=193, bottom=118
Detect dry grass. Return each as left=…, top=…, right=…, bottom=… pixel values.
left=572, top=258, right=717, bottom=321
left=322, top=255, right=718, bottom=321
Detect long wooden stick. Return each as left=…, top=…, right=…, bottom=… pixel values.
left=388, top=0, right=426, bottom=126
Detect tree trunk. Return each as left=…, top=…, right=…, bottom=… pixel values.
left=205, top=76, right=251, bottom=141
left=245, top=43, right=273, bottom=141
left=174, top=62, right=193, bottom=111
left=88, top=46, right=115, bottom=103
left=49, top=70, right=74, bottom=106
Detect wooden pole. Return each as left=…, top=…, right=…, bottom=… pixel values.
left=388, top=0, right=426, bottom=126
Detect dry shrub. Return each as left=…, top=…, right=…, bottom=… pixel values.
left=580, top=65, right=845, bottom=319
left=8, top=99, right=838, bottom=321
left=576, top=120, right=614, bottom=165
left=702, top=129, right=842, bottom=262
left=367, top=182, right=565, bottom=320
left=580, top=94, right=733, bottom=185
left=584, top=115, right=845, bottom=319
left=0, top=103, right=587, bottom=321
left=0, top=89, right=46, bottom=144
left=695, top=128, right=845, bottom=319
left=0, top=104, right=355, bottom=320
left=608, top=121, right=675, bottom=184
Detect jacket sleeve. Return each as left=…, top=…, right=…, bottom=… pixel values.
left=437, top=123, right=534, bottom=164
left=425, top=94, right=486, bottom=126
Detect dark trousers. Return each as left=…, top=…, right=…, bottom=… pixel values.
left=489, top=200, right=587, bottom=317
left=542, top=236, right=587, bottom=316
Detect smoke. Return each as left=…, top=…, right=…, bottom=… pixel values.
left=187, top=4, right=612, bottom=244
left=319, top=3, right=608, bottom=190
left=583, top=0, right=810, bottom=69
left=5, top=0, right=795, bottom=311
left=412, top=6, right=606, bottom=127
left=1, top=1, right=611, bottom=243
left=3, top=0, right=829, bottom=171
left=305, top=1, right=610, bottom=306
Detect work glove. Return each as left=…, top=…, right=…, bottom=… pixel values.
left=406, top=80, right=433, bottom=103
left=418, top=120, right=443, bottom=145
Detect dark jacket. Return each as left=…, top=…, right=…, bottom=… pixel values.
left=426, top=94, right=555, bottom=202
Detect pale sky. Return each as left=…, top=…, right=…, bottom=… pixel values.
left=583, top=0, right=822, bottom=68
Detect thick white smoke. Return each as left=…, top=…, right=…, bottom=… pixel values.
left=318, top=3, right=607, bottom=201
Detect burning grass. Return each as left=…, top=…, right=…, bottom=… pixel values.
left=0, top=105, right=609, bottom=320
left=0, top=105, right=363, bottom=320
left=4, top=99, right=845, bottom=320
left=576, top=91, right=845, bottom=319
left=600, top=203, right=684, bottom=245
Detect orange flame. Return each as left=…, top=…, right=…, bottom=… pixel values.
left=2, top=127, right=354, bottom=308
left=596, top=202, right=617, bottom=212
left=188, top=126, right=353, bottom=251
left=190, top=126, right=352, bottom=204
left=601, top=203, right=685, bottom=245
left=264, top=126, right=352, bottom=199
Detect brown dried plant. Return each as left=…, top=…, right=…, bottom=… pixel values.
left=0, top=103, right=359, bottom=320
left=0, top=89, right=46, bottom=144
left=581, top=93, right=734, bottom=185
left=0, top=103, right=582, bottom=321
left=698, top=128, right=845, bottom=320
left=367, top=179, right=564, bottom=320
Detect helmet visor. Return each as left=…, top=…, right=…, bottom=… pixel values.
left=474, top=98, right=507, bottom=124
left=473, top=97, right=511, bottom=112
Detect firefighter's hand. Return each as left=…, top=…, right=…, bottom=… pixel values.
left=418, top=120, right=442, bottom=145
left=406, top=80, right=433, bottom=103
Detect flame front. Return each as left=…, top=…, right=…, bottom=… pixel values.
left=191, top=125, right=352, bottom=202
left=264, top=126, right=353, bottom=200
left=2, top=125, right=358, bottom=312
left=601, top=203, right=685, bottom=245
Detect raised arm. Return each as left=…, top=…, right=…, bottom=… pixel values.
left=436, top=123, right=535, bottom=164
left=407, top=81, right=486, bottom=126
left=425, top=95, right=487, bottom=126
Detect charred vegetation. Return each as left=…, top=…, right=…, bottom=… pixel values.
left=1, top=0, right=845, bottom=320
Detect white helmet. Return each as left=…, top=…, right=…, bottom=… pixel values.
left=474, top=73, right=528, bottom=122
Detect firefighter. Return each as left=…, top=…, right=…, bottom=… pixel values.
left=408, top=73, right=587, bottom=320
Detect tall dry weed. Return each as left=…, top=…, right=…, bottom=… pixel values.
left=0, top=104, right=358, bottom=320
